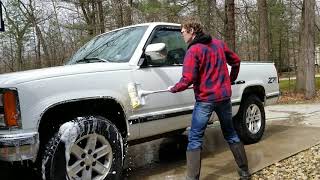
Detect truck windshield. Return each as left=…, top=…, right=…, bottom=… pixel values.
left=66, top=26, right=148, bottom=64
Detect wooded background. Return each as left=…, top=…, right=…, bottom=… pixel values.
left=0, top=0, right=319, bottom=98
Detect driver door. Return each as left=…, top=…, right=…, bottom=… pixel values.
left=132, top=26, right=194, bottom=138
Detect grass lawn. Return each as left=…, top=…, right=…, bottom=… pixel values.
left=279, top=77, right=320, bottom=91
left=278, top=77, right=320, bottom=104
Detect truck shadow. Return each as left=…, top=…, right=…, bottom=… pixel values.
left=0, top=161, right=41, bottom=180
left=124, top=123, right=293, bottom=179
left=0, top=124, right=292, bottom=180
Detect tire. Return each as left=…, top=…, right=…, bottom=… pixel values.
left=233, top=95, right=265, bottom=144
left=41, top=116, right=123, bottom=180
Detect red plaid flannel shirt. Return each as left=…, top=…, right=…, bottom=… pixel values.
left=171, top=39, right=240, bottom=102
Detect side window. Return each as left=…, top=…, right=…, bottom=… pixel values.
left=147, top=29, right=187, bottom=66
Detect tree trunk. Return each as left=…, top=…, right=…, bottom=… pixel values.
left=90, top=0, right=97, bottom=35
left=278, top=31, right=282, bottom=75
left=79, top=0, right=94, bottom=36
left=51, top=0, right=66, bottom=65
left=9, top=34, right=14, bottom=72
left=257, top=0, right=269, bottom=61
left=115, top=0, right=124, bottom=28
left=34, top=28, right=41, bottom=68
left=297, top=0, right=316, bottom=99
left=97, top=0, right=105, bottom=33
left=124, top=0, right=133, bottom=26
left=16, top=37, right=23, bottom=71
left=4, top=3, right=31, bottom=71
left=19, top=0, right=50, bottom=67
left=35, top=25, right=51, bottom=67
left=225, top=0, right=235, bottom=51
left=205, top=0, right=216, bottom=36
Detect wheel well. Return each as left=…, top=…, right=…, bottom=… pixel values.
left=241, top=86, right=265, bottom=103
left=37, top=98, right=127, bottom=162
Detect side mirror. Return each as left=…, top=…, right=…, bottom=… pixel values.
left=145, top=43, right=167, bottom=61
left=0, top=2, right=4, bottom=32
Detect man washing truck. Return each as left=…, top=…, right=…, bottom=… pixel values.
left=168, top=20, right=250, bottom=180
left=0, top=22, right=279, bottom=180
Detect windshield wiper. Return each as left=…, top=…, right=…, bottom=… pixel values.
left=76, top=57, right=110, bottom=64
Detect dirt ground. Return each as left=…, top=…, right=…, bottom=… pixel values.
left=278, top=90, right=320, bottom=104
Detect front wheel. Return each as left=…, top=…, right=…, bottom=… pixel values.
left=41, top=116, right=123, bottom=180
left=233, top=95, right=266, bottom=144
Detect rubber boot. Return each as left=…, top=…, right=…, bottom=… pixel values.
left=229, top=142, right=251, bottom=180
left=186, top=149, right=201, bottom=180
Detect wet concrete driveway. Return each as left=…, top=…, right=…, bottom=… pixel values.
left=1, top=103, right=320, bottom=180
left=124, top=103, right=320, bottom=179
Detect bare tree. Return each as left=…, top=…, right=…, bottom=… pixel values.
left=50, top=0, right=66, bottom=65
left=97, top=0, right=105, bottom=33
left=237, top=0, right=258, bottom=61
left=0, top=35, right=15, bottom=72
left=113, top=0, right=124, bottom=28
left=205, top=0, right=219, bottom=36
left=4, top=1, right=31, bottom=71
left=124, top=0, right=133, bottom=26
left=257, top=0, right=269, bottom=61
left=79, top=0, right=97, bottom=36
left=225, top=0, right=235, bottom=51
left=296, top=0, right=316, bottom=99
left=19, top=0, right=50, bottom=68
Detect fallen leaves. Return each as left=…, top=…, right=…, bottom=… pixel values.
left=278, top=90, right=320, bottom=104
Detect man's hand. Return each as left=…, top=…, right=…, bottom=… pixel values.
left=167, top=85, right=174, bottom=92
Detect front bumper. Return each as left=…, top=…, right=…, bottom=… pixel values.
left=0, top=132, right=39, bottom=162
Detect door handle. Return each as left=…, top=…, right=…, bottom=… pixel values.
left=236, top=80, right=245, bottom=84
left=232, top=80, right=245, bottom=85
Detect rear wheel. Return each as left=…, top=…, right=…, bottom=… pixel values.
left=233, top=95, right=265, bottom=144
left=41, top=116, right=123, bottom=180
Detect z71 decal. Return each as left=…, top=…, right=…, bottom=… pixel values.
left=268, top=77, right=277, bottom=84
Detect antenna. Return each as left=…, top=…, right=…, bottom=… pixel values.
left=0, top=1, right=4, bottom=32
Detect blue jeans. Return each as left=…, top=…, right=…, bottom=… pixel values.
left=187, top=99, right=240, bottom=151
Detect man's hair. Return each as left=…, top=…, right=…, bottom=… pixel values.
left=181, top=19, right=203, bottom=34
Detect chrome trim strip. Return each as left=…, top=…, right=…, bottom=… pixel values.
left=129, top=101, right=241, bottom=125
left=266, top=92, right=281, bottom=99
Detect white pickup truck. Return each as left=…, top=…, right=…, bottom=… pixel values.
left=0, top=22, right=279, bottom=180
